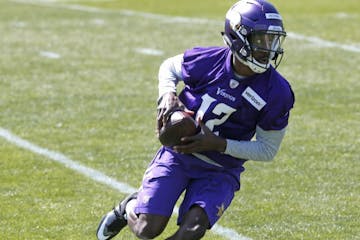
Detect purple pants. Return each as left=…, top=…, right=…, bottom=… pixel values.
left=134, top=147, right=243, bottom=227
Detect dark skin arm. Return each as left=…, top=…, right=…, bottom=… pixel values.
left=173, top=119, right=227, bottom=154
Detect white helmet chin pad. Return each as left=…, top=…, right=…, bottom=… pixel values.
left=234, top=51, right=269, bottom=74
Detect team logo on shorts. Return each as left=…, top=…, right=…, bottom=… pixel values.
left=216, top=203, right=225, bottom=217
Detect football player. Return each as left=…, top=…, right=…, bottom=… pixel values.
left=97, top=0, right=295, bottom=239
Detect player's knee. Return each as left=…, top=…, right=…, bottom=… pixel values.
left=178, top=206, right=209, bottom=239
left=175, top=222, right=207, bottom=240
left=134, top=227, right=159, bottom=239
left=133, top=214, right=168, bottom=239
left=182, top=224, right=207, bottom=239
left=134, top=222, right=163, bottom=239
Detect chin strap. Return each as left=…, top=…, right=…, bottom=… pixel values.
left=234, top=51, right=268, bottom=74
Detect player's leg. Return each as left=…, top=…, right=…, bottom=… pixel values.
left=166, top=172, right=238, bottom=240
left=126, top=199, right=170, bottom=239
left=96, top=192, right=138, bottom=240
left=128, top=158, right=189, bottom=238
left=96, top=191, right=170, bottom=240
left=165, top=205, right=209, bottom=240
left=97, top=147, right=189, bottom=240
left=129, top=215, right=170, bottom=239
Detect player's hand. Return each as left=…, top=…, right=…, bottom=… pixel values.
left=173, top=119, right=227, bottom=154
left=156, top=92, right=184, bottom=136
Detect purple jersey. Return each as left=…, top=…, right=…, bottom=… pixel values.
left=135, top=46, right=294, bottom=227
left=176, top=46, right=294, bottom=170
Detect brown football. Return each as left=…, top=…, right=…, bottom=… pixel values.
left=159, top=111, right=198, bottom=147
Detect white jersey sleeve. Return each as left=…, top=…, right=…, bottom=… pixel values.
left=158, top=54, right=184, bottom=98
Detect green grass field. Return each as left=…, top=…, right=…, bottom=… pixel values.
left=0, top=0, right=359, bottom=239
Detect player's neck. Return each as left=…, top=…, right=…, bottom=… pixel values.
left=232, top=56, right=256, bottom=77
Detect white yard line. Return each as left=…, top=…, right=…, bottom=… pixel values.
left=10, top=0, right=360, bottom=54
left=0, top=128, right=137, bottom=195
left=287, top=32, right=360, bottom=53
left=39, top=51, right=61, bottom=59
left=135, top=48, right=164, bottom=56
left=0, top=127, right=251, bottom=240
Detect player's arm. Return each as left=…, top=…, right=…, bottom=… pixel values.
left=156, top=54, right=184, bottom=135
left=174, top=122, right=286, bottom=162
left=224, top=126, right=286, bottom=161
left=158, top=54, right=183, bottom=98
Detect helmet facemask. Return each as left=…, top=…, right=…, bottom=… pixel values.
left=246, top=30, right=286, bottom=73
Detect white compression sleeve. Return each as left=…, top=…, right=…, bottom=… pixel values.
left=158, top=54, right=184, bottom=98
left=224, top=126, right=286, bottom=161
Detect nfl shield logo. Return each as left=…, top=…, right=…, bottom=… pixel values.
left=229, top=79, right=239, bottom=89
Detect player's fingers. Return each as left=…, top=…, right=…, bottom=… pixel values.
left=177, top=133, right=208, bottom=152
left=156, top=121, right=163, bottom=136
left=157, top=108, right=165, bottom=120
left=184, top=109, right=195, bottom=116
left=173, top=141, right=198, bottom=154
left=198, top=119, right=212, bottom=135
left=163, top=108, right=172, bottom=120
left=156, top=109, right=165, bottom=136
left=180, top=133, right=201, bottom=143
left=162, top=113, right=171, bottom=126
left=166, top=95, right=179, bottom=109
left=177, top=101, right=186, bottom=111
left=156, top=119, right=163, bottom=130
left=163, top=108, right=176, bottom=125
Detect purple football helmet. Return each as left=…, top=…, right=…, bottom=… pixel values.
left=222, top=0, right=286, bottom=73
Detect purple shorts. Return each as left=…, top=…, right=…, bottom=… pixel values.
left=134, top=147, right=243, bottom=227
